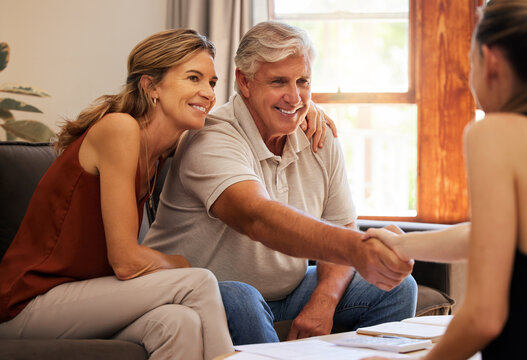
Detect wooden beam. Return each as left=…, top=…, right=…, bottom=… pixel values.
left=415, top=0, right=476, bottom=223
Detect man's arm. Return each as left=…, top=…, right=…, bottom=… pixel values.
left=210, top=180, right=412, bottom=290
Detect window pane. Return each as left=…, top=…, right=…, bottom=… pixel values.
left=322, top=103, right=417, bottom=216
left=288, top=20, right=408, bottom=92
left=275, top=0, right=409, bottom=14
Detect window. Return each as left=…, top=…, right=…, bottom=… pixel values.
left=271, top=0, right=477, bottom=223
left=273, top=0, right=411, bottom=94
left=272, top=0, right=416, bottom=217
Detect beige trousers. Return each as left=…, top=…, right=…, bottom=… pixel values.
left=0, top=268, right=233, bottom=360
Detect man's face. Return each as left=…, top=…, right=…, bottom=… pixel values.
left=239, top=54, right=312, bottom=140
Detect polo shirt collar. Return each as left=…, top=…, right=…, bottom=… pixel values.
left=232, top=94, right=311, bottom=161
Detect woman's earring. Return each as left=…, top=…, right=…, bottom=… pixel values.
left=153, top=98, right=157, bottom=105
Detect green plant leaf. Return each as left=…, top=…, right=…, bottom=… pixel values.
left=2, top=120, right=17, bottom=140
left=0, top=43, right=9, bottom=72
left=1, top=119, right=55, bottom=142
left=0, top=107, right=14, bottom=121
left=0, top=98, right=42, bottom=113
left=0, top=83, right=51, bottom=97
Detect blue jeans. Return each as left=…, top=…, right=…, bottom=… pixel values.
left=219, top=266, right=417, bottom=345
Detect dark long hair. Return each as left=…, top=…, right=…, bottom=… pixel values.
left=475, top=0, right=527, bottom=113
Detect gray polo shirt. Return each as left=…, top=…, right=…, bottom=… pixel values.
left=144, top=94, right=356, bottom=300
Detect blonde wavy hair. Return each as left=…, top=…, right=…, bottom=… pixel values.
left=54, top=29, right=215, bottom=153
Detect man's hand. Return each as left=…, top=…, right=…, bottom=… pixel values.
left=352, top=238, right=413, bottom=291
left=287, top=261, right=353, bottom=341
left=301, top=101, right=338, bottom=152
left=287, top=293, right=336, bottom=340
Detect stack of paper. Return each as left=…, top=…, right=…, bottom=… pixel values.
left=401, top=315, right=453, bottom=327
left=334, top=334, right=432, bottom=353
left=356, top=321, right=446, bottom=342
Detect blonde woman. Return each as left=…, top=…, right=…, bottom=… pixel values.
left=0, top=29, right=233, bottom=360
left=364, top=0, right=527, bottom=358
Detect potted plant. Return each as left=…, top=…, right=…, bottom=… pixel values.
left=0, top=42, right=55, bottom=142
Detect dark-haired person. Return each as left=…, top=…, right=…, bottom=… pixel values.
left=364, top=0, right=527, bottom=359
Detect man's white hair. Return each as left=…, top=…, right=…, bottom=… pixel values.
left=234, top=21, right=316, bottom=93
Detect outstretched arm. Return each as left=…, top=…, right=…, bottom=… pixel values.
left=210, top=180, right=412, bottom=290
left=362, top=223, right=470, bottom=263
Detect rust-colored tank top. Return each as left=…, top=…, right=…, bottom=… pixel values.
left=0, top=130, right=149, bottom=322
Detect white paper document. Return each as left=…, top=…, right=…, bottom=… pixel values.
left=401, top=315, right=453, bottom=327
left=234, top=339, right=411, bottom=360
left=334, top=334, right=432, bottom=353
left=357, top=321, right=446, bottom=341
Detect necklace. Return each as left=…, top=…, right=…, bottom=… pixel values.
left=143, top=127, right=158, bottom=210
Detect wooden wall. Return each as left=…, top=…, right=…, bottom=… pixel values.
left=416, top=0, right=477, bottom=223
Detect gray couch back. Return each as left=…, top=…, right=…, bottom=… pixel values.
left=0, top=142, right=56, bottom=261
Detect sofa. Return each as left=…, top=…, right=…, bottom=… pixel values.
left=0, top=141, right=457, bottom=356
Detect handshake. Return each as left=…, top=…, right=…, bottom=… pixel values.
left=355, top=222, right=468, bottom=291
left=351, top=225, right=414, bottom=292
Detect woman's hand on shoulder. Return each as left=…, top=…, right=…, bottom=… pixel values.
left=301, top=101, right=338, bottom=152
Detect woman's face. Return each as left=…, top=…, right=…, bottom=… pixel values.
left=154, top=50, right=218, bottom=130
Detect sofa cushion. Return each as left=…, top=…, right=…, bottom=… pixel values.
left=414, top=284, right=454, bottom=316
left=0, top=142, right=55, bottom=261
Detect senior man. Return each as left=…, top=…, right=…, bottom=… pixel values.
left=143, top=21, right=417, bottom=345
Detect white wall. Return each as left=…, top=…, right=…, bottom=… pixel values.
left=0, top=0, right=168, bottom=137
